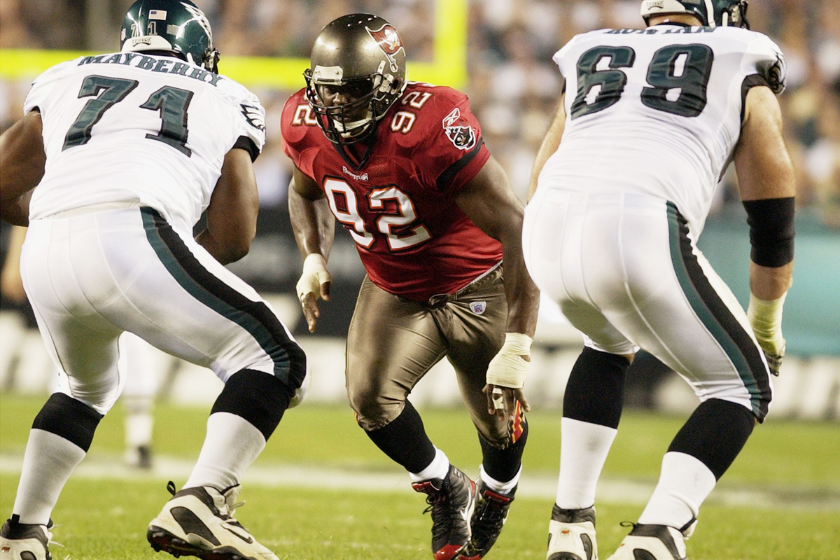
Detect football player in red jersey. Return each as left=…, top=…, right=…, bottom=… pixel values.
left=281, top=13, right=540, bottom=560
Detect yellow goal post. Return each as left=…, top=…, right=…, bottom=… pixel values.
left=0, top=0, right=466, bottom=90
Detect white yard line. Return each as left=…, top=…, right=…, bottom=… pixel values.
left=1, top=453, right=837, bottom=511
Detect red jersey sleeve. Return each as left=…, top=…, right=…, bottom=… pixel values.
left=280, top=88, right=319, bottom=178
left=414, top=87, right=491, bottom=196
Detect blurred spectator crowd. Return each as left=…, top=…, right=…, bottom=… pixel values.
left=1, top=0, right=838, bottom=226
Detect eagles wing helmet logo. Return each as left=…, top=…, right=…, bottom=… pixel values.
left=442, top=108, right=477, bottom=151
left=183, top=3, right=214, bottom=41
left=241, top=104, right=266, bottom=131
left=366, top=24, right=404, bottom=72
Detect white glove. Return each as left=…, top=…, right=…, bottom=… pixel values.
left=747, top=292, right=786, bottom=376
left=486, top=333, right=533, bottom=389
left=296, top=253, right=330, bottom=303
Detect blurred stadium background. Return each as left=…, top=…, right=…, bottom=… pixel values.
left=1, top=0, right=838, bottom=421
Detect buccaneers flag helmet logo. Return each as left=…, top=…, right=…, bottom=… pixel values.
left=366, top=24, right=404, bottom=72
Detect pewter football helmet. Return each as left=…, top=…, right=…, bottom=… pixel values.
left=304, top=13, right=407, bottom=146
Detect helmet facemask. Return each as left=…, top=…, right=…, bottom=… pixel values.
left=718, top=0, right=749, bottom=29
left=304, top=68, right=401, bottom=146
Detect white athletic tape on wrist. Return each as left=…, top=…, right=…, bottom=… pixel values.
left=486, top=333, right=533, bottom=389
left=296, top=253, right=329, bottom=302
left=747, top=292, right=786, bottom=351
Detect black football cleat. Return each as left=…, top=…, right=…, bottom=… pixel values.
left=461, top=480, right=515, bottom=559
left=412, top=464, right=478, bottom=560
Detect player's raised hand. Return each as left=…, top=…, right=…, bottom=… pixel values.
left=296, top=253, right=331, bottom=332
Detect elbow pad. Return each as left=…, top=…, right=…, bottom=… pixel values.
left=743, top=197, right=795, bottom=267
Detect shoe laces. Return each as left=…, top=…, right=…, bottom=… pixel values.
left=471, top=492, right=510, bottom=542
left=166, top=481, right=247, bottom=524
left=419, top=483, right=463, bottom=541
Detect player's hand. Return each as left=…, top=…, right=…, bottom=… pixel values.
left=747, top=293, right=786, bottom=376
left=483, top=384, right=529, bottom=423
left=296, top=253, right=331, bottom=333
left=485, top=333, right=533, bottom=421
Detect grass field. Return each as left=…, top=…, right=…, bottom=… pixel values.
left=1, top=394, right=839, bottom=560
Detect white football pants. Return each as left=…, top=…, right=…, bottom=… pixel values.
left=523, top=190, right=772, bottom=420
left=21, top=207, right=308, bottom=415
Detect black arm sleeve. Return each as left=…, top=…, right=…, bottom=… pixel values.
left=743, top=197, right=795, bottom=267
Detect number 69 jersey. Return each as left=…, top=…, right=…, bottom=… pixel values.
left=544, top=25, right=786, bottom=235
left=24, top=52, right=266, bottom=233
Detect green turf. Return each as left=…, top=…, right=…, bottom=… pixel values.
left=0, top=476, right=838, bottom=560
left=1, top=395, right=839, bottom=559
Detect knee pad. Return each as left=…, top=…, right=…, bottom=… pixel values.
left=33, top=393, right=103, bottom=452
left=211, top=369, right=293, bottom=440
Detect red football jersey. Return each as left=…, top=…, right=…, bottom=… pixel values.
left=281, top=82, right=503, bottom=302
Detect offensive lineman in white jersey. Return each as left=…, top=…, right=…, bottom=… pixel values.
left=523, top=1, right=794, bottom=559
left=0, top=1, right=308, bottom=559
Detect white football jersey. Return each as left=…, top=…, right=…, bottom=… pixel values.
left=541, top=25, right=785, bottom=234
left=24, top=52, right=266, bottom=232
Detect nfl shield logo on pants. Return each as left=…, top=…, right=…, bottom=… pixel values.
left=469, top=301, right=487, bottom=315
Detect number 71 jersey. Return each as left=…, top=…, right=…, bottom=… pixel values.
left=548, top=25, right=786, bottom=235
left=23, top=52, right=266, bottom=232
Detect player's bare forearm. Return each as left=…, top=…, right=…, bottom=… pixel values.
left=288, top=170, right=334, bottom=260
left=199, top=148, right=259, bottom=264
left=455, top=156, right=539, bottom=336
left=0, top=192, right=32, bottom=226
left=501, top=245, right=540, bottom=338
left=750, top=261, right=793, bottom=301
left=735, top=86, right=796, bottom=302
left=0, top=112, right=45, bottom=225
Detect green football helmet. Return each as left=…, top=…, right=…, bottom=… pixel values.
left=120, top=0, right=220, bottom=72
left=641, top=0, right=750, bottom=29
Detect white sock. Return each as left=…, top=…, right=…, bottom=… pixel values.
left=409, top=447, right=450, bottom=482
left=184, top=412, right=266, bottom=491
left=480, top=465, right=521, bottom=495
left=13, top=429, right=87, bottom=525
left=556, top=417, right=617, bottom=509
left=639, top=452, right=717, bottom=529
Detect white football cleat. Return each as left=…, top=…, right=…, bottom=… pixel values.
left=0, top=516, right=53, bottom=560
left=546, top=505, right=597, bottom=560
left=606, top=523, right=693, bottom=560
left=147, top=481, right=278, bottom=560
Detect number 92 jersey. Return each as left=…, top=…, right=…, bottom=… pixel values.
left=23, top=52, right=266, bottom=233
left=545, top=25, right=786, bottom=235
left=281, top=82, right=502, bottom=303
